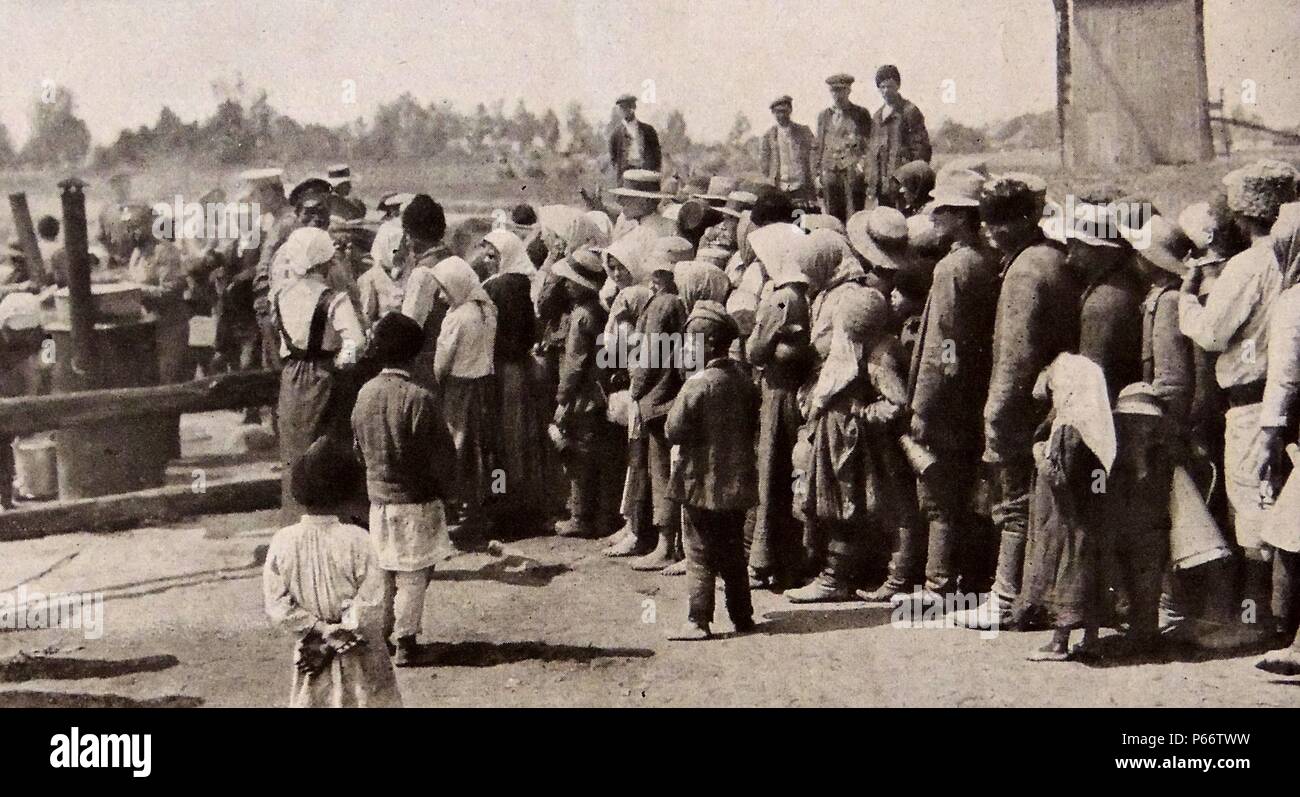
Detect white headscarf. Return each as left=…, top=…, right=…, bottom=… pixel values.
left=274, top=227, right=335, bottom=281
left=483, top=228, right=534, bottom=277
left=370, top=218, right=403, bottom=273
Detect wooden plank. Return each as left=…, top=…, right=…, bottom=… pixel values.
left=7, top=193, right=48, bottom=288
left=0, top=475, right=280, bottom=541
left=0, top=370, right=279, bottom=436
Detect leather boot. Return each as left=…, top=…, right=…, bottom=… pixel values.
left=785, top=533, right=856, bottom=603
left=861, top=524, right=925, bottom=602
left=951, top=530, right=1022, bottom=629
left=923, top=519, right=958, bottom=596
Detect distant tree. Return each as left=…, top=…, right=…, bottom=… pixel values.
left=540, top=108, right=562, bottom=151
left=201, top=98, right=256, bottom=164
left=726, top=112, right=752, bottom=149
left=510, top=99, right=539, bottom=149
left=564, top=102, right=599, bottom=156
left=931, top=119, right=987, bottom=153
left=21, top=85, right=92, bottom=166
left=661, top=109, right=690, bottom=156
left=0, top=123, right=14, bottom=166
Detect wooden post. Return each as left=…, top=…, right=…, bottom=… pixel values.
left=1053, top=0, right=1071, bottom=168
left=1192, top=0, right=1215, bottom=161
left=7, top=193, right=48, bottom=288
left=57, top=177, right=97, bottom=390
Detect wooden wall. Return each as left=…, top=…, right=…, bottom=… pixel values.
left=1066, top=0, right=1214, bottom=167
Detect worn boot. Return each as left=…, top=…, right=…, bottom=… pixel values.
left=859, top=524, right=925, bottom=602
left=631, top=525, right=678, bottom=571
left=951, top=530, right=1022, bottom=629
left=785, top=535, right=857, bottom=603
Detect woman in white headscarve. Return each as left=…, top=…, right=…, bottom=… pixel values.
left=476, top=229, right=545, bottom=533
left=431, top=256, right=499, bottom=531
left=355, top=218, right=408, bottom=329
left=272, top=227, right=367, bottom=524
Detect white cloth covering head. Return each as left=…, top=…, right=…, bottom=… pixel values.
left=1033, top=352, right=1117, bottom=474
left=482, top=228, right=535, bottom=277
left=277, top=227, right=336, bottom=279
left=430, top=256, right=493, bottom=309
left=370, top=218, right=403, bottom=273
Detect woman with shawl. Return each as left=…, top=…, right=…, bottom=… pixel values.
left=478, top=229, right=544, bottom=535
left=603, top=284, right=657, bottom=558
left=430, top=256, right=499, bottom=533
left=357, top=218, right=409, bottom=329
left=784, top=230, right=909, bottom=603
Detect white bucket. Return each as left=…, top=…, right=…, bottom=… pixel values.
left=13, top=433, right=58, bottom=500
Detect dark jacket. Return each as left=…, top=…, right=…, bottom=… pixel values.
left=759, top=123, right=816, bottom=191
left=866, top=98, right=932, bottom=198
left=556, top=299, right=607, bottom=416
left=1078, top=261, right=1145, bottom=404
left=908, top=243, right=1001, bottom=453
left=608, top=120, right=662, bottom=177
left=1143, top=284, right=1195, bottom=428
left=629, top=289, right=687, bottom=420
left=983, top=235, right=1080, bottom=464
left=666, top=357, right=760, bottom=510
left=482, top=271, right=536, bottom=362
left=748, top=282, right=813, bottom=391
left=813, top=103, right=873, bottom=176
left=351, top=370, right=456, bottom=504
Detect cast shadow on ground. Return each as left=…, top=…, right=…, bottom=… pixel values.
left=0, top=690, right=202, bottom=708
left=1066, top=633, right=1285, bottom=668
left=0, top=653, right=180, bottom=683
left=401, top=640, right=653, bottom=668
left=430, top=555, right=570, bottom=588
left=756, top=605, right=896, bottom=635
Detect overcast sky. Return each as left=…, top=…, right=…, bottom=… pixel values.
left=1, top=0, right=1297, bottom=146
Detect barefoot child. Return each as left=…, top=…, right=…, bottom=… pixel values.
left=351, top=313, right=457, bottom=666
left=263, top=436, right=401, bottom=707
left=665, top=300, right=760, bottom=639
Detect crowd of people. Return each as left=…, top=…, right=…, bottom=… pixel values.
left=10, top=67, right=1300, bottom=707
left=259, top=72, right=1300, bottom=706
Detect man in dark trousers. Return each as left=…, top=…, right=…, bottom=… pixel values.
left=812, top=73, right=872, bottom=223
left=608, top=94, right=661, bottom=183
left=952, top=173, right=1082, bottom=630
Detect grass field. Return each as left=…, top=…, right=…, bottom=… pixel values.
left=3, top=145, right=1299, bottom=247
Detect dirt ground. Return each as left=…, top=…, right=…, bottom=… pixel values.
left=1, top=497, right=1297, bottom=708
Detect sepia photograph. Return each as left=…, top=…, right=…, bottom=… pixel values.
left=0, top=0, right=1297, bottom=757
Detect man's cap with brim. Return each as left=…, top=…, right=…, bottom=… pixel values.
left=1115, top=382, right=1164, bottom=417
left=847, top=207, right=909, bottom=271
left=930, top=168, right=986, bottom=209
left=1222, top=159, right=1300, bottom=221
left=1122, top=215, right=1194, bottom=275
left=611, top=169, right=670, bottom=200
left=1066, top=201, right=1126, bottom=249
left=377, top=192, right=416, bottom=212
left=615, top=93, right=638, bottom=106
left=240, top=167, right=285, bottom=185
left=718, top=190, right=759, bottom=219
left=289, top=177, right=333, bottom=208
left=554, top=248, right=606, bottom=293
left=770, top=95, right=794, bottom=111
left=692, top=176, right=738, bottom=204
left=326, top=164, right=353, bottom=187
left=826, top=73, right=855, bottom=87
left=979, top=172, right=1048, bottom=225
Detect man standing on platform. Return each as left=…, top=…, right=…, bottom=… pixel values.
left=813, top=74, right=872, bottom=223
left=866, top=65, right=932, bottom=208
left=760, top=95, right=816, bottom=209
left=609, top=94, right=662, bottom=183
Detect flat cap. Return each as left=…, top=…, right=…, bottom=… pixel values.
left=770, top=95, right=794, bottom=110
left=825, top=73, right=855, bottom=87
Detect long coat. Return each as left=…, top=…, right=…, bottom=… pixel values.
left=759, top=123, right=816, bottom=191
left=608, top=120, right=662, bottom=177
left=866, top=98, right=932, bottom=199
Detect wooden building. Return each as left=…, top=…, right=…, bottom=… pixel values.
left=1061, top=0, right=1214, bottom=168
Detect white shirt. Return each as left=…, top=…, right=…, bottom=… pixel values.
left=623, top=119, right=644, bottom=167
left=1179, top=239, right=1281, bottom=389
left=1261, top=284, right=1300, bottom=427
left=274, top=275, right=365, bottom=366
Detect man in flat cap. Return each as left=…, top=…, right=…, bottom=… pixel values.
left=867, top=65, right=932, bottom=208
left=813, top=74, right=873, bottom=223
left=609, top=94, right=662, bottom=184
left=240, top=167, right=296, bottom=371
left=760, top=95, right=816, bottom=209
